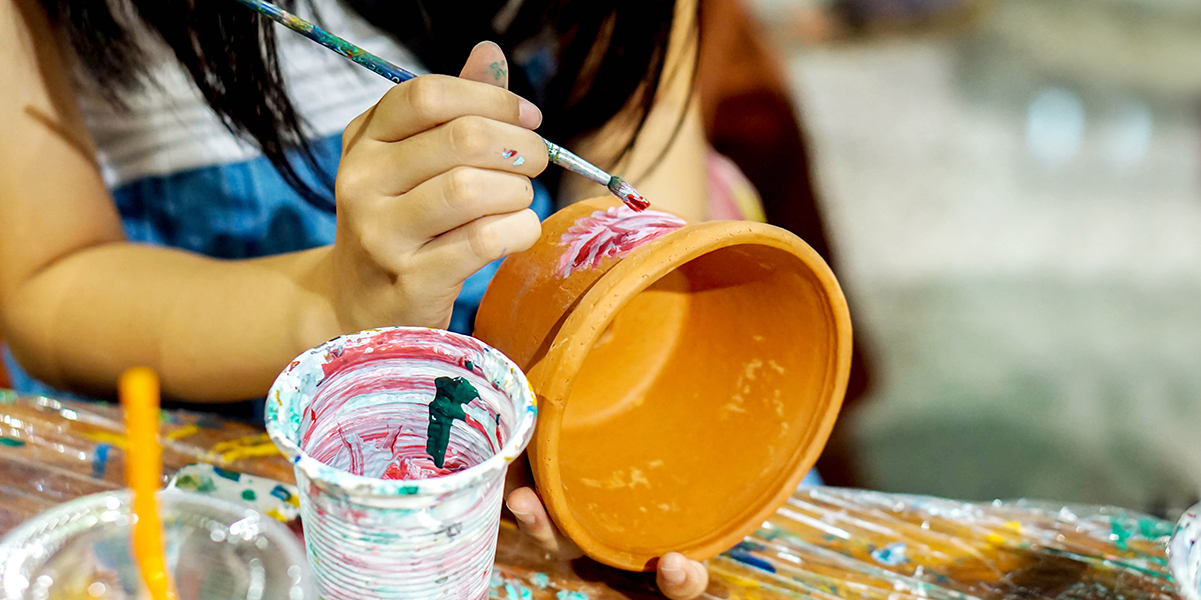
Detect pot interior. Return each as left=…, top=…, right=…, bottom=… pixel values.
left=559, top=243, right=840, bottom=554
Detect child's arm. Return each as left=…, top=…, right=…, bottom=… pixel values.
left=560, top=0, right=709, bottom=222
left=0, top=0, right=544, bottom=401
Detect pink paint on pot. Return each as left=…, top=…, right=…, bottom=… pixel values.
left=556, top=206, right=686, bottom=278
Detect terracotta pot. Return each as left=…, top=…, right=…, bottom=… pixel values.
left=474, top=197, right=852, bottom=571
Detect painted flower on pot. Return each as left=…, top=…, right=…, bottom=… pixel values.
left=556, top=206, right=686, bottom=278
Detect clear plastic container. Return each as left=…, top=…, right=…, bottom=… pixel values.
left=0, top=489, right=310, bottom=599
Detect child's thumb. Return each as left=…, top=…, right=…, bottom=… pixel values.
left=459, top=40, right=509, bottom=90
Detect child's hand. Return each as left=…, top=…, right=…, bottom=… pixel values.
left=331, top=42, right=547, bottom=331
left=505, top=486, right=711, bottom=599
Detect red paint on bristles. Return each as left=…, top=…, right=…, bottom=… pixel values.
left=621, top=190, right=650, bottom=211
left=607, top=176, right=650, bottom=211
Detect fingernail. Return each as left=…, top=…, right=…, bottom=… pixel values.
left=508, top=506, right=536, bottom=525
left=519, top=99, right=542, bottom=129
left=661, top=567, right=685, bottom=586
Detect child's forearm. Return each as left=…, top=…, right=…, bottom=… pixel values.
left=2, top=242, right=341, bottom=402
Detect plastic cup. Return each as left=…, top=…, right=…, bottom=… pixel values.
left=1170, top=503, right=1201, bottom=600
left=265, top=327, right=537, bottom=600
left=0, top=489, right=310, bottom=599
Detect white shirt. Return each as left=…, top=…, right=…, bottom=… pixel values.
left=77, top=0, right=423, bottom=188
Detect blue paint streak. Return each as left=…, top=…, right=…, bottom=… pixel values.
left=555, top=591, right=588, bottom=600
left=213, top=466, right=242, bottom=481
left=727, top=550, right=776, bottom=573
left=91, top=443, right=111, bottom=478
left=530, top=573, right=550, bottom=589
left=871, top=542, right=909, bottom=566
left=270, top=484, right=293, bottom=502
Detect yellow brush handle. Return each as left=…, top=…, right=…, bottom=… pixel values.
left=121, top=367, right=176, bottom=600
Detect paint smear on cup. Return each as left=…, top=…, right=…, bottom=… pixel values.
left=426, top=376, right=481, bottom=468
left=299, top=334, right=509, bottom=484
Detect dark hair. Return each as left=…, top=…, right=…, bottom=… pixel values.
left=42, top=0, right=696, bottom=210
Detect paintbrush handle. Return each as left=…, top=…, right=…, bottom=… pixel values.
left=231, top=0, right=418, bottom=83
left=544, top=141, right=611, bottom=187
left=231, top=0, right=619, bottom=187
left=122, top=367, right=176, bottom=600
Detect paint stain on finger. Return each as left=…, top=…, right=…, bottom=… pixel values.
left=487, top=61, right=508, bottom=82
left=501, top=148, right=525, bottom=166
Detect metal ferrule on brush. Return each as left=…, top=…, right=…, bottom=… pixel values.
left=544, top=140, right=612, bottom=187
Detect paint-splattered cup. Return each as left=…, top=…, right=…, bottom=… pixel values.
left=265, top=327, right=537, bottom=600
left=1170, top=503, right=1201, bottom=600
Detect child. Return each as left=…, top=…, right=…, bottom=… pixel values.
left=0, top=0, right=713, bottom=592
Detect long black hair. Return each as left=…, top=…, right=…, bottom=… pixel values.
left=41, top=0, right=694, bottom=210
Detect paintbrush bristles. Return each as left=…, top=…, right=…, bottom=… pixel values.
left=607, top=177, right=650, bottom=212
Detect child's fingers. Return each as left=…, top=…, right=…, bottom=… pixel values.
left=344, top=118, right=548, bottom=197
left=505, top=485, right=710, bottom=600
left=459, top=41, right=510, bottom=89
left=505, top=486, right=584, bottom=559
left=364, top=75, right=540, bottom=142
left=393, top=167, right=533, bottom=241
left=656, top=553, right=710, bottom=600
left=505, top=487, right=559, bottom=552
left=414, top=209, right=541, bottom=284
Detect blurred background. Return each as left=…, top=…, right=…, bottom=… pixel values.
left=705, top=0, right=1201, bottom=518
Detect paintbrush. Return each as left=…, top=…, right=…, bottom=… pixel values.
left=121, top=367, right=177, bottom=600
left=229, top=0, right=650, bottom=211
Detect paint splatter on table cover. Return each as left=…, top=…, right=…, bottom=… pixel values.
left=0, top=392, right=1180, bottom=600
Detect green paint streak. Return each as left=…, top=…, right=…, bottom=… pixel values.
left=464, top=360, right=474, bottom=371
left=1110, top=517, right=1132, bottom=550
left=487, top=61, right=508, bottom=82
left=426, top=376, right=480, bottom=468
left=1138, top=517, right=1172, bottom=539
left=0, top=437, right=25, bottom=447
left=176, top=474, right=217, bottom=493
left=1108, top=514, right=1171, bottom=552
left=242, top=489, right=257, bottom=501
left=362, top=530, right=401, bottom=545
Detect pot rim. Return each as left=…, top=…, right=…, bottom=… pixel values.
left=531, top=220, right=853, bottom=570
left=265, top=326, right=538, bottom=499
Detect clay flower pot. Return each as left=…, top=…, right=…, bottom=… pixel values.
left=474, top=197, right=852, bottom=571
